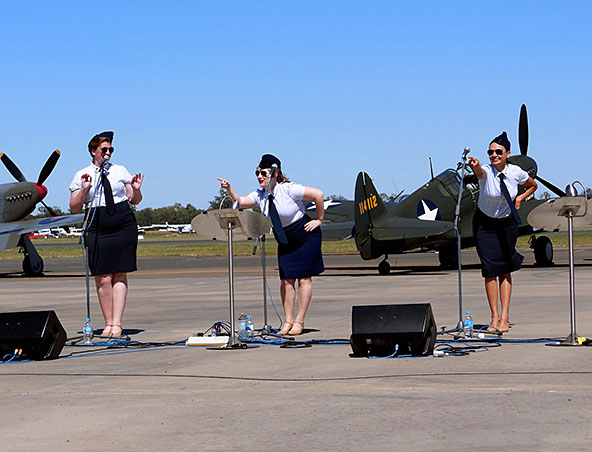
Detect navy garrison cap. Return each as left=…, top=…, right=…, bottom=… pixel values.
left=96, top=131, right=114, bottom=140
left=258, top=154, right=281, bottom=169
left=490, top=131, right=511, bottom=152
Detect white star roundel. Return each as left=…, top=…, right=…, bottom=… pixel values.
left=417, top=199, right=441, bottom=221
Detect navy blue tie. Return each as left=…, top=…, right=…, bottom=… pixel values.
left=268, top=194, right=288, bottom=245
left=101, top=170, right=116, bottom=216
left=499, top=173, right=521, bottom=224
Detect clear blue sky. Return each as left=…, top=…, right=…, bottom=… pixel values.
left=2, top=1, right=591, bottom=212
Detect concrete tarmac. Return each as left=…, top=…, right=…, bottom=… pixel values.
left=1, top=248, right=592, bottom=451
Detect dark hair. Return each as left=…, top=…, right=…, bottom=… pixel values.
left=88, top=136, right=111, bottom=155
left=276, top=169, right=289, bottom=183
left=88, top=131, right=114, bottom=156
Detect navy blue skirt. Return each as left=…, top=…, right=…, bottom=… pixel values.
left=473, top=208, right=523, bottom=278
left=275, top=216, right=324, bottom=280
left=86, top=201, right=138, bottom=276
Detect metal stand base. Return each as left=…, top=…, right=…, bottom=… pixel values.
left=440, top=320, right=465, bottom=337
left=546, top=333, right=581, bottom=347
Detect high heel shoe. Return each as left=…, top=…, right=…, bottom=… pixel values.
left=288, top=321, right=304, bottom=336
left=111, top=325, right=123, bottom=338
left=499, top=318, right=510, bottom=333
left=487, top=318, right=500, bottom=333
left=279, top=322, right=293, bottom=335
left=99, top=325, right=113, bottom=338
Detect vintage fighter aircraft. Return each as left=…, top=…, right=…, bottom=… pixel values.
left=0, top=151, right=84, bottom=275
left=353, top=104, right=567, bottom=274
left=306, top=197, right=403, bottom=241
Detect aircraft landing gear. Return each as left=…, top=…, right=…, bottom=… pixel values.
left=378, top=259, right=391, bottom=275
left=19, top=235, right=44, bottom=276
left=438, top=244, right=459, bottom=269
left=530, top=235, right=554, bottom=266
left=23, top=254, right=44, bottom=276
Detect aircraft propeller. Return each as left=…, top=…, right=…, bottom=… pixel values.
left=37, top=150, right=61, bottom=185
left=0, top=150, right=62, bottom=217
left=513, top=104, right=566, bottom=197
left=0, top=152, right=27, bottom=182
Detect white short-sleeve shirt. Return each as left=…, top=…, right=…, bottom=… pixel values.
left=69, top=162, right=132, bottom=208
left=477, top=163, right=529, bottom=218
left=248, top=182, right=306, bottom=227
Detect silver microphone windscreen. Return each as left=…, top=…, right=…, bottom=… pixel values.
left=99, top=155, right=110, bottom=168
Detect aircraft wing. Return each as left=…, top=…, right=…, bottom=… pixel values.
left=0, top=214, right=84, bottom=251
left=527, top=197, right=592, bottom=231
left=372, top=217, right=454, bottom=241
left=321, top=221, right=355, bottom=241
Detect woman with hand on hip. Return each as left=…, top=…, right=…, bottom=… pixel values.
left=218, top=154, right=324, bottom=336
left=69, top=131, right=144, bottom=338
left=468, top=132, right=537, bottom=333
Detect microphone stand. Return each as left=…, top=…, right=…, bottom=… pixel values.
left=78, top=162, right=107, bottom=343
left=442, top=148, right=470, bottom=337
left=259, top=169, right=276, bottom=333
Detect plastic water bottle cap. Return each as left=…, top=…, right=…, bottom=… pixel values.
left=86, top=318, right=90, bottom=322
left=466, top=311, right=471, bottom=315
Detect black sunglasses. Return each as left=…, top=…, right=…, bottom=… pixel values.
left=100, top=146, right=115, bottom=154
left=255, top=169, right=270, bottom=177
left=487, top=148, right=505, bottom=156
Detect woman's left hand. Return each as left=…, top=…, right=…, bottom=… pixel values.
left=304, top=219, right=322, bottom=232
left=131, top=173, right=144, bottom=190
left=515, top=196, right=522, bottom=210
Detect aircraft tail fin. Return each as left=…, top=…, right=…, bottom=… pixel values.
left=354, top=172, right=387, bottom=259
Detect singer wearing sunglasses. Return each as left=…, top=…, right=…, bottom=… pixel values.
left=69, top=131, right=144, bottom=339
left=468, top=131, right=537, bottom=333
left=218, top=154, right=324, bottom=336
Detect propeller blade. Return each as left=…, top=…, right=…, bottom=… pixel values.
left=519, top=104, right=528, bottom=156
left=0, top=152, right=27, bottom=182
left=40, top=201, right=69, bottom=232
left=40, top=201, right=58, bottom=217
left=37, top=150, right=61, bottom=185
left=535, top=174, right=566, bottom=197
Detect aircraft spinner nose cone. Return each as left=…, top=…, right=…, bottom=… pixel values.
left=35, top=183, right=48, bottom=201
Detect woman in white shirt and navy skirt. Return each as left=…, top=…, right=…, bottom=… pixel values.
left=218, top=154, right=325, bottom=336
left=468, top=132, right=537, bottom=333
left=69, top=131, right=144, bottom=338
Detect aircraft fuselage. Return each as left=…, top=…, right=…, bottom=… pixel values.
left=1, top=182, right=47, bottom=222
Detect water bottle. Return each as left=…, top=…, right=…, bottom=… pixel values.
left=463, top=311, right=473, bottom=338
left=246, top=315, right=254, bottom=339
left=83, top=318, right=93, bottom=344
left=238, top=313, right=247, bottom=339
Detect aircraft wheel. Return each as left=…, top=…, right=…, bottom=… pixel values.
left=378, top=260, right=391, bottom=275
left=438, top=245, right=458, bottom=269
left=533, top=236, right=553, bottom=266
left=23, top=255, right=44, bottom=276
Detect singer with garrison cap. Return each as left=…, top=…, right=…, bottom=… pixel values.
left=69, top=131, right=144, bottom=339
left=218, top=154, right=325, bottom=336
left=468, top=131, right=537, bottom=333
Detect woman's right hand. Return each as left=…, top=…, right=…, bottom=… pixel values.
left=81, top=173, right=92, bottom=190
left=217, top=178, right=231, bottom=190
left=468, top=157, right=479, bottom=168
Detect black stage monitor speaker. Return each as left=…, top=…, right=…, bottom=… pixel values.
left=0, top=310, right=67, bottom=360
left=350, top=303, right=437, bottom=357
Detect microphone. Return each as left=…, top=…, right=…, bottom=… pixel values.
left=99, top=155, right=110, bottom=169
left=269, top=163, right=278, bottom=177
left=463, top=147, right=471, bottom=158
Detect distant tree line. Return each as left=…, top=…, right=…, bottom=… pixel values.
left=132, top=203, right=203, bottom=226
